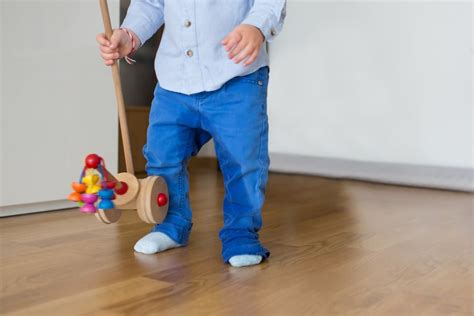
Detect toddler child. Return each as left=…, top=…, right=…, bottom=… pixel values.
left=96, top=0, right=286, bottom=267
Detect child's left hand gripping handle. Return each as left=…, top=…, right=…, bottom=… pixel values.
left=98, top=0, right=135, bottom=175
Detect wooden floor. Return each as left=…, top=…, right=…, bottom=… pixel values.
left=1, top=159, right=472, bottom=315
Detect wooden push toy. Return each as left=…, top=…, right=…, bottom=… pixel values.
left=67, top=0, right=168, bottom=225
left=67, top=154, right=168, bottom=224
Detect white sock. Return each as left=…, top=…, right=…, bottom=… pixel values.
left=133, top=232, right=181, bottom=254
left=229, top=255, right=263, bottom=267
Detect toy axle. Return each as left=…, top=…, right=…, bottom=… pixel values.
left=96, top=171, right=168, bottom=224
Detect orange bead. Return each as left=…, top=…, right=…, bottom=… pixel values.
left=72, top=182, right=86, bottom=193
left=67, top=191, right=82, bottom=202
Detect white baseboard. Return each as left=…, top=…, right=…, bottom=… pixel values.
left=2, top=155, right=471, bottom=217
left=0, top=200, right=74, bottom=217
left=269, top=153, right=473, bottom=192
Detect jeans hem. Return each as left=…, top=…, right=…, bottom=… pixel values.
left=152, top=221, right=192, bottom=245
left=222, top=244, right=270, bottom=263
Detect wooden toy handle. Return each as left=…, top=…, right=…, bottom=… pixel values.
left=99, top=0, right=135, bottom=174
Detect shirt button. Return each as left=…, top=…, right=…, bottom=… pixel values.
left=270, top=28, right=276, bottom=36
left=257, top=80, right=263, bottom=86
left=184, top=20, right=192, bottom=27
left=186, top=49, right=194, bottom=57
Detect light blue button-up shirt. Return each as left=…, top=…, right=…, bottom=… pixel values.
left=121, top=0, right=286, bottom=95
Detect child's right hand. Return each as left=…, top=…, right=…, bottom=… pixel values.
left=96, top=29, right=133, bottom=66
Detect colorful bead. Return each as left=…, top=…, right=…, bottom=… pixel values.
left=98, top=189, right=114, bottom=199
left=81, top=193, right=98, bottom=204
left=85, top=154, right=101, bottom=169
left=83, top=174, right=99, bottom=185
left=71, top=154, right=121, bottom=216
left=98, top=189, right=115, bottom=210
left=98, top=199, right=114, bottom=210
left=80, top=203, right=97, bottom=213
left=83, top=174, right=101, bottom=194
left=80, top=194, right=98, bottom=213
left=72, top=182, right=86, bottom=193
left=67, top=191, right=82, bottom=202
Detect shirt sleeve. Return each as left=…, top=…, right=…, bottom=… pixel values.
left=120, top=0, right=165, bottom=46
left=241, top=0, right=287, bottom=42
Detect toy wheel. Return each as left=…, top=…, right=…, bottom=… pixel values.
left=114, top=172, right=139, bottom=208
left=136, top=176, right=168, bottom=224
left=95, top=208, right=122, bottom=224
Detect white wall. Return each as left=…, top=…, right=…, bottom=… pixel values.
left=1, top=0, right=120, bottom=213
left=268, top=1, right=472, bottom=170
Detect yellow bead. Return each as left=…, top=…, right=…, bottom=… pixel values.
left=83, top=174, right=99, bottom=186
left=86, top=185, right=101, bottom=194
left=83, top=174, right=101, bottom=194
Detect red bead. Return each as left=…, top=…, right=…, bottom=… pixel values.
left=157, top=193, right=168, bottom=207
left=102, top=181, right=116, bottom=189
left=115, top=181, right=128, bottom=195
left=85, top=154, right=101, bottom=169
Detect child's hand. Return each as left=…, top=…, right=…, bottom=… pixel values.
left=96, top=29, right=134, bottom=66
left=221, top=24, right=264, bottom=66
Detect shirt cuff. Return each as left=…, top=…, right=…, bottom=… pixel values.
left=121, top=16, right=153, bottom=47
left=242, top=11, right=279, bottom=42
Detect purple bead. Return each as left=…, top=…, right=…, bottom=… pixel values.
left=81, top=193, right=98, bottom=203
left=80, top=203, right=97, bottom=213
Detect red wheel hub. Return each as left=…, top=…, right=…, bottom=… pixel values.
left=115, top=181, right=129, bottom=195
left=157, top=193, right=168, bottom=207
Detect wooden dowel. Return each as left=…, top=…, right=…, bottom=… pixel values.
left=103, top=168, right=118, bottom=183
left=99, top=0, right=135, bottom=175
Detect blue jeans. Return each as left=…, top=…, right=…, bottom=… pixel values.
left=144, top=67, right=270, bottom=263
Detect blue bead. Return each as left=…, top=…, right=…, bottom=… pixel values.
left=98, top=189, right=114, bottom=199
left=98, top=199, right=114, bottom=210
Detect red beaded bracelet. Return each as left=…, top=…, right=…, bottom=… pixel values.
left=120, top=28, right=136, bottom=64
